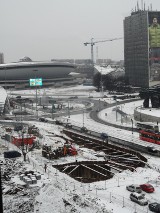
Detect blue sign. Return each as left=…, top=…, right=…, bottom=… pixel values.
left=30, top=78, right=42, bottom=86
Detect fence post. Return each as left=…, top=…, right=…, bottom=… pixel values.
left=96, top=188, right=98, bottom=197
left=73, top=183, right=76, bottom=192
left=82, top=185, right=85, bottom=195
left=105, top=180, right=107, bottom=190
left=134, top=202, right=137, bottom=213
left=122, top=197, right=125, bottom=207
left=117, top=177, right=120, bottom=187
left=110, top=192, right=112, bottom=203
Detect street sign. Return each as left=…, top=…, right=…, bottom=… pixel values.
left=29, top=78, right=42, bottom=86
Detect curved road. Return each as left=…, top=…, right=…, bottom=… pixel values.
left=89, top=98, right=140, bottom=132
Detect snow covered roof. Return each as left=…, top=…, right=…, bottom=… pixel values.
left=0, top=86, right=7, bottom=104
left=94, top=65, right=115, bottom=75
left=0, top=61, right=76, bottom=69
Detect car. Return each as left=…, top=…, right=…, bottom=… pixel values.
left=130, top=192, right=148, bottom=206
left=147, top=146, right=158, bottom=155
left=100, top=133, right=108, bottom=141
left=69, top=96, right=78, bottom=99
left=14, top=125, right=23, bottom=131
left=1, top=135, right=5, bottom=139
left=81, top=127, right=88, bottom=133
left=55, top=120, right=63, bottom=125
left=140, top=183, right=155, bottom=193
left=39, top=117, right=48, bottom=122
left=4, top=117, right=12, bottom=120
left=126, top=184, right=142, bottom=193
left=64, top=123, right=72, bottom=128
left=149, top=202, right=160, bottom=212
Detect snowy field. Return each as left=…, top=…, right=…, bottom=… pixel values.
left=1, top=85, right=160, bottom=213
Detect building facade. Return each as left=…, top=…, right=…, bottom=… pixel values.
left=0, top=53, right=4, bottom=64
left=0, top=61, right=77, bottom=89
left=124, top=10, right=160, bottom=88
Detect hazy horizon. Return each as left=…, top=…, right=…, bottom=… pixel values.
left=0, top=0, right=159, bottom=63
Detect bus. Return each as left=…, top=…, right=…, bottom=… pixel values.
left=137, top=122, right=160, bottom=144
left=139, top=129, right=160, bottom=145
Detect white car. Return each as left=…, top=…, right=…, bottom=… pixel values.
left=126, top=184, right=142, bottom=193
left=130, top=192, right=148, bottom=206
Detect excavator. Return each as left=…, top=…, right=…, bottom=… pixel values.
left=42, top=142, right=77, bottom=160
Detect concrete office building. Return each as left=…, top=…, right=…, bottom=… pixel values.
left=124, top=10, right=160, bottom=88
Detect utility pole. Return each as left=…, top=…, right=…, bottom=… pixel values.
left=131, top=118, right=133, bottom=134
left=68, top=101, right=70, bottom=118
left=33, top=70, right=38, bottom=119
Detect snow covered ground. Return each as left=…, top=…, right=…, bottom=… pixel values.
left=1, top=85, right=160, bottom=213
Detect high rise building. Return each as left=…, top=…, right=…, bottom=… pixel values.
left=0, top=53, right=4, bottom=64
left=124, top=10, right=160, bottom=88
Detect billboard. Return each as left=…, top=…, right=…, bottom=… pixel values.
left=29, top=78, right=42, bottom=86
left=148, top=12, right=160, bottom=87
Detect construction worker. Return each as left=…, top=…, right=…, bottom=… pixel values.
left=63, top=145, right=67, bottom=156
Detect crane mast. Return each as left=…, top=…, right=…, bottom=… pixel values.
left=84, top=37, right=123, bottom=64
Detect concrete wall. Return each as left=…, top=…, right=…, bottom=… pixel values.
left=134, top=108, right=160, bottom=123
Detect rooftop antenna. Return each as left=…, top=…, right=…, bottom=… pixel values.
left=150, top=4, right=152, bottom=11
left=144, top=2, right=145, bottom=11
left=137, top=1, right=139, bottom=11
left=141, top=0, right=143, bottom=10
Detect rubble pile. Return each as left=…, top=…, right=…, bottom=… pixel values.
left=1, top=159, right=41, bottom=213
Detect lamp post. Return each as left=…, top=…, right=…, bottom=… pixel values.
left=83, top=110, right=85, bottom=127
left=68, top=101, right=70, bottom=118
left=0, top=164, right=3, bottom=213
left=33, top=70, right=38, bottom=119
left=131, top=118, right=133, bottom=134
left=3, top=67, right=7, bottom=90
left=116, top=98, right=118, bottom=122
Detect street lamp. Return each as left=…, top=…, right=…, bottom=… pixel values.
left=68, top=101, right=70, bottom=118
left=83, top=110, right=85, bottom=127
left=33, top=70, right=38, bottom=119
left=0, top=162, right=3, bottom=213
left=131, top=118, right=133, bottom=134
left=3, top=67, right=7, bottom=90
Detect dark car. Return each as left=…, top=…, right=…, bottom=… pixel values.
left=81, top=127, right=88, bottom=133
left=4, top=151, right=21, bottom=158
left=4, top=117, right=12, bottom=120
left=14, top=125, right=23, bottom=131
left=140, top=184, right=155, bottom=193
left=149, top=202, right=160, bottom=212
left=100, top=132, right=108, bottom=141
left=55, top=120, right=63, bottom=125
left=147, top=146, right=158, bottom=155
left=65, top=123, right=72, bottom=128
left=39, top=117, right=48, bottom=122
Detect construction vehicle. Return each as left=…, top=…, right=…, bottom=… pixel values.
left=42, top=143, right=77, bottom=160
left=28, top=125, right=40, bottom=137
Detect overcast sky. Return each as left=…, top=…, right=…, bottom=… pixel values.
left=0, top=0, right=159, bottom=63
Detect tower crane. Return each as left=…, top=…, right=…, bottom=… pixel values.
left=84, top=37, right=123, bottom=64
